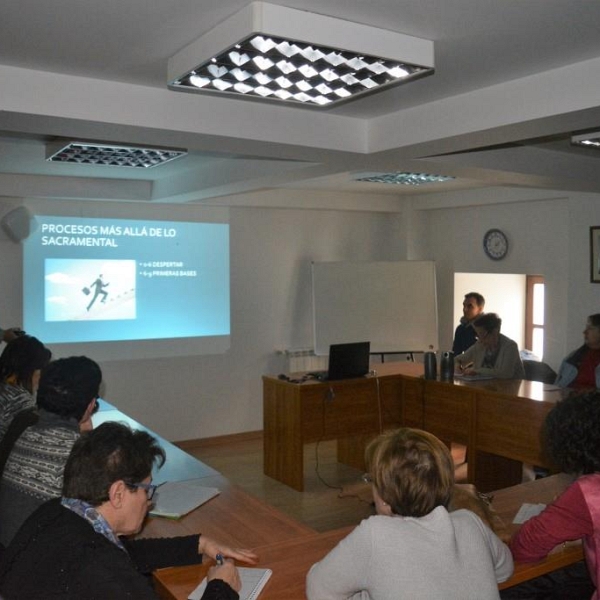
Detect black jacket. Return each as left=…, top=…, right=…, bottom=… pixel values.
left=0, top=498, right=238, bottom=600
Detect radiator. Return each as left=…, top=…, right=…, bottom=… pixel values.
left=285, top=348, right=328, bottom=373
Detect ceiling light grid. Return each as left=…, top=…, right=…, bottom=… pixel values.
left=168, top=2, right=434, bottom=108
left=46, top=142, right=187, bottom=168
left=356, top=172, right=455, bottom=186
left=572, top=131, right=600, bottom=149
left=173, top=34, right=430, bottom=107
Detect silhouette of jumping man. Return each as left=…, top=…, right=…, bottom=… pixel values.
left=86, top=274, right=109, bottom=311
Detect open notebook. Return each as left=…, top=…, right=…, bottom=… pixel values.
left=189, top=567, right=272, bottom=600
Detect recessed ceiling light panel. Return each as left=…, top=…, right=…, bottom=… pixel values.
left=572, top=131, right=600, bottom=149
left=46, top=142, right=187, bottom=168
left=355, top=172, right=454, bottom=186
left=168, top=2, right=434, bottom=108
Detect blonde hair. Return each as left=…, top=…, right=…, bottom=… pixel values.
left=365, top=428, right=454, bottom=517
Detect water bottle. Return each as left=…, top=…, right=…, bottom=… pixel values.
left=440, top=351, right=454, bottom=381
left=424, top=351, right=437, bottom=380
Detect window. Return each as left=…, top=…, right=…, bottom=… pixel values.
left=525, top=275, right=545, bottom=359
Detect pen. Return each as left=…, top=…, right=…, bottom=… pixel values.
left=216, top=553, right=224, bottom=566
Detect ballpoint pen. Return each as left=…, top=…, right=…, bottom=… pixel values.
left=216, top=553, right=224, bottom=566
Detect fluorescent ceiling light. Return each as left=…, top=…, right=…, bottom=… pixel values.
left=572, top=131, right=600, bottom=149
left=355, top=172, right=454, bottom=186
left=168, top=2, right=434, bottom=108
left=46, top=142, right=187, bottom=168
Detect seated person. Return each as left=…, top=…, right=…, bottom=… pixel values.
left=455, top=313, right=525, bottom=379
left=0, top=356, right=102, bottom=546
left=556, top=313, right=600, bottom=388
left=509, top=391, right=600, bottom=598
left=453, top=292, right=485, bottom=355
left=0, top=335, right=51, bottom=441
left=306, top=428, right=513, bottom=599
left=0, top=421, right=257, bottom=599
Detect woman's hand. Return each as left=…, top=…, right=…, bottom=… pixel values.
left=198, top=535, right=259, bottom=565
left=207, top=559, right=241, bottom=592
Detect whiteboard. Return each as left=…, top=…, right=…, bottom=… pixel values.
left=312, top=261, right=438, bottom=355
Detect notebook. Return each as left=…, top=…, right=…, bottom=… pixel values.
left=188, top=567, right=272, bottom=600
left=148, top=480, right=220, bottom=519
left=325, top=341, right=371, bottom=381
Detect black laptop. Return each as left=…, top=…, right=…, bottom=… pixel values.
left=324, top=341, right=371, bottom=381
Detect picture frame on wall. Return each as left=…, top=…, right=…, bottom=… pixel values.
left=590, top=227, right=600, bottom=283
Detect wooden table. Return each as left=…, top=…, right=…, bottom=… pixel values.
left=492, top=473, right=584, bottom=588
left=153, top=474, right=584, bottom=599
left=263, top=362, right=421, bottom=491
left=263, top=363, right=569, bottom=492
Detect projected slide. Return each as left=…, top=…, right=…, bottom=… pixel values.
left=24, top=216, right=230, bottom=344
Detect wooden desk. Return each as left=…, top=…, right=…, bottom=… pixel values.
left=263, top=364, right=569, bottom=492
left=153, top=474, right=584, bottom=599
left=141, top=474, right=313, bottom=548
left=492, top=473, right=584, bottom=588
left=263, top=363, right=421, bottom=491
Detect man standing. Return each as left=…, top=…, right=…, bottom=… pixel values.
left=452, top=292, right=485, bottom=355
left=86, top=274, right=109, bottom=311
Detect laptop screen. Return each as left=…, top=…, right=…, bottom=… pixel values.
left=327, top=341, right=371, bottom=381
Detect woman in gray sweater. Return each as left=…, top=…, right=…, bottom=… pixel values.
left=306, top=428, right=513, bottom=600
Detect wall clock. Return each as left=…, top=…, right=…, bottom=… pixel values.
left=483, top=228, right=508, bottom=260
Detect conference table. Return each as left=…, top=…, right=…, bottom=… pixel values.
left=263, top=362, right=570, bottom=492
left=93, top=399, right=584, bottom=599
left=151, top=474, right=584, bottom=599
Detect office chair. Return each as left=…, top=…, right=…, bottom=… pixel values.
left=522, top=360, right=557, bottom=385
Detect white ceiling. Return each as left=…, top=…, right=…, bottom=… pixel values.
left=2, top=0, right=600, bottom=204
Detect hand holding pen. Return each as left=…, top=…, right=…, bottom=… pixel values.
left=458, top=361, right=475, bottom=375
left=208, top=553, right=241, bottom=592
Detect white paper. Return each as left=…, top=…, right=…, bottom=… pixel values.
left=513, top=502, right=546, bottom=524
left=189, top=567, right=272, bottom=600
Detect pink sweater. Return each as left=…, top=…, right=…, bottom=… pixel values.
left=510, top=473, right=600, bottom=599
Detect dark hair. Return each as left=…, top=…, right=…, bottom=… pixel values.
left=473, top=312, right=501, bottom=333
left=0, top=335, right=51, bottom=392
left=62, top=422, right=166, bottom=505
left=365, top=428, right=454, bottom=517
left=544, top=391, right=600, bottom=475
left=464, top=292, right=485, bottom=308
left=588, top=314, right=600, bottom=328
left=37, top=356, right=102, bottom=421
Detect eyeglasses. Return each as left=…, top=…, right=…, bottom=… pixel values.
left=361, top=473, right=373, bottom=484
left=125, top=481, right=158, bottom=501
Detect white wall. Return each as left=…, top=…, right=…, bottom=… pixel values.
left=423, top=195, right=570, bottom=371
left=2, top=188, right=600, bottom=442
left=0, top=197, right=406, bottom=441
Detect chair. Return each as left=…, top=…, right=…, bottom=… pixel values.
left=523, top=360, right=557, bottom=384
left=0, top=409, right=39, bottom=480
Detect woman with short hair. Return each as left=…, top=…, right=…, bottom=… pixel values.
left=555, top=314, right=600, bottom=388
left=0, top=422, right=257, bottom=599
left=455, top=312, right=525, bottom=379
left=306, top=428, right=513, bottom=599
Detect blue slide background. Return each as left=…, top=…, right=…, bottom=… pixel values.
left=24, top=216, right=230, bottom=344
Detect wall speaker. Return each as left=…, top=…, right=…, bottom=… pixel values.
left=1, top=206, right=37, bottom=243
